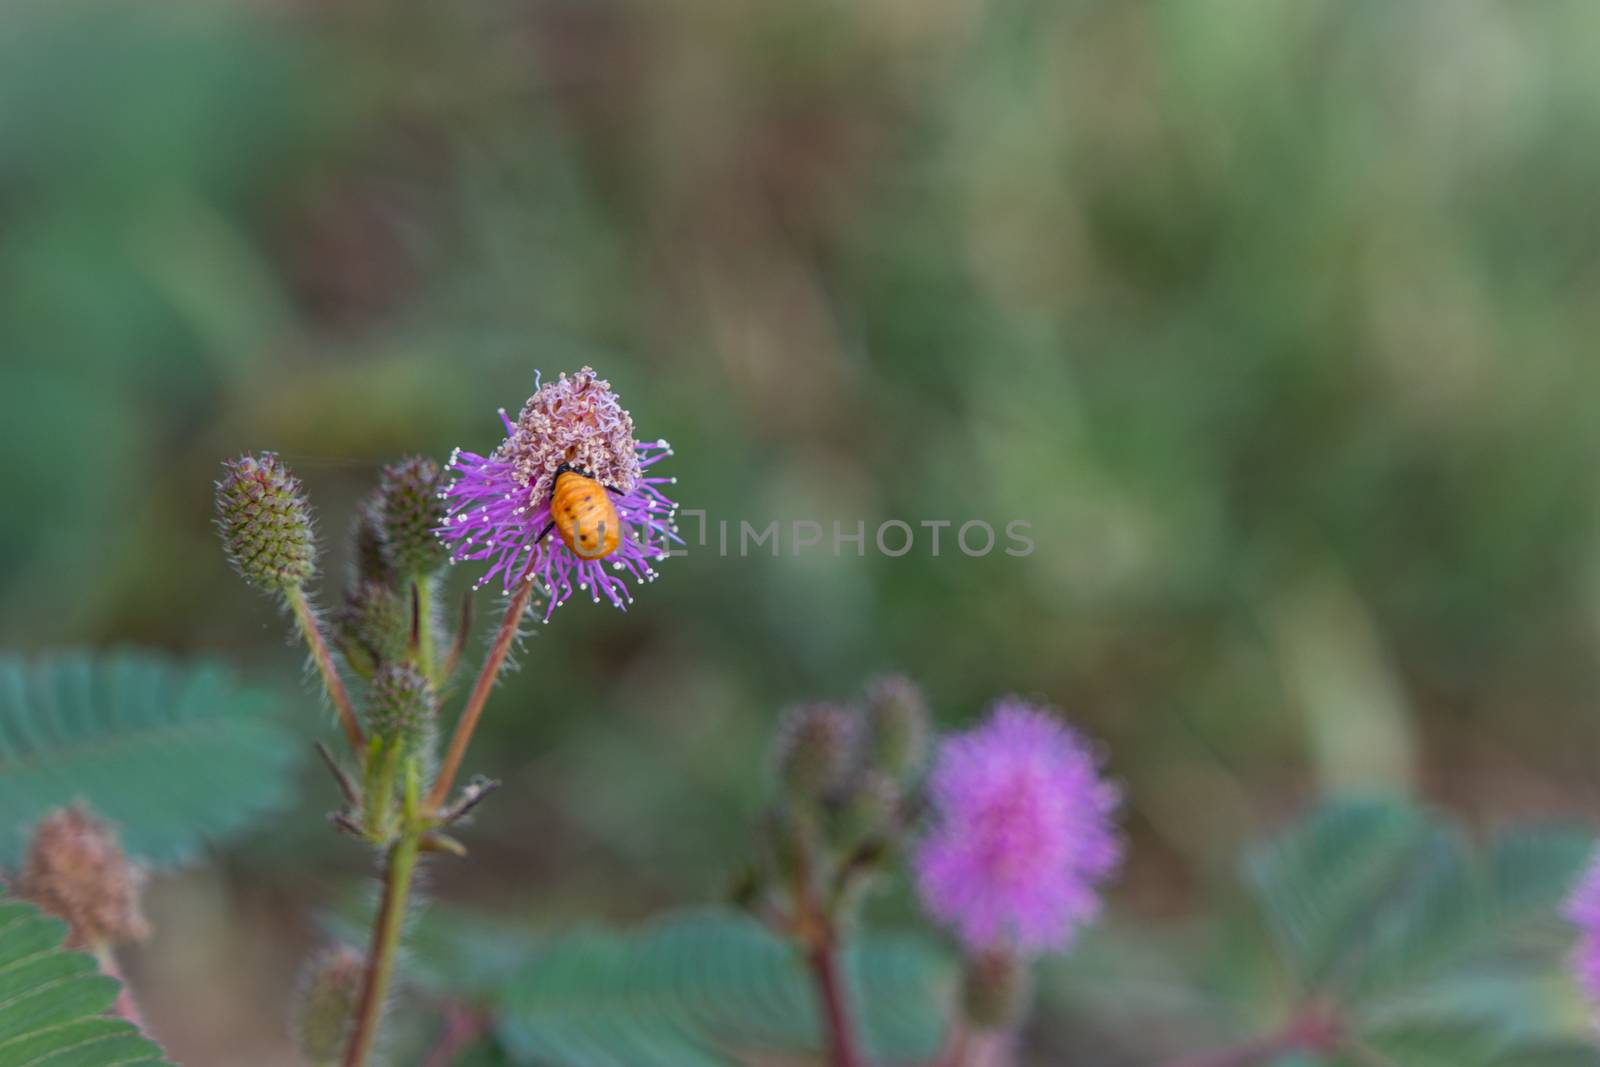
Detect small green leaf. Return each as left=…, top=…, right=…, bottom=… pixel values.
left=0, top=649, right=301, bottom=868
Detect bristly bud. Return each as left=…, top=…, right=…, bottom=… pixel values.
left=772, top=704, right=858, bottom=801
left=292, top=943, right=364, bottom=1066
left=215, top=452, right=318, bottom=594
left=335, top=579, right=410, bottom=678
left=960, top=948, right=1032, bottom=1031
left=826, top=769, right=902, bottom=848
left=350, top=491, right=394, bottom=587
left=378, top=456, right=448, bottom=576
left=17, top=807, right=149, bottom=949
left=864, top=674, right=929, bottom=780
left=366, top=662, right=436, bottom=758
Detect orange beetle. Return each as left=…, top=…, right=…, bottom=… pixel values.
left=539, top=463, right=621, bottom=560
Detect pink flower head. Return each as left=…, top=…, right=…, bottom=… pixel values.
left=915, top=699, right=1121, bottom=955
left=1566, top=849, right=1600, bottom=1015
left=439, top=367, right=679, bottom=619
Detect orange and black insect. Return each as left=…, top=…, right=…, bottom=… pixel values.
left=538, top=463, right=622, bottom=560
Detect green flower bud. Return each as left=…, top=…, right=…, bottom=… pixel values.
left=961, top=949, right=1031, bottom=1032
left=772, top=704, right=857, bottom=800
left=335, top=579, right=410, bottom=678
left=365, top=662, right=436, bottom=759
left=378, top=456, right=448, bottom=576
left=825, top=769, right=902, bottom=848
left=863, top=674, right=928, bottom=780
left=215, top=452, right=317, bottom=594
left=350, top=491, right=393, bottom=587
left=293, top=944, right=363, bottom=1066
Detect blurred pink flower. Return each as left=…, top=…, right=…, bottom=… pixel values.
left=915, top=699, right=1121, bottom=954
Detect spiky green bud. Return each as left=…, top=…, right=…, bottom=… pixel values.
left=215, top=452, right=317, bottom=594
left=863, top=674, right=928, bottom=780
left=335, top=579, right=409, bottom=678
left=293, top=944, right=363, bottom=1066
left=826, top=769, right=902, bottom=848
left=365, top=662, right=436, bottom=758
left=961, top=949, right=1031, bottom=1031
left=772, top=704, right=857, bottom=800
left=378, top=456, right=448, bottom=576
left=350, top=491, right=394, bottom=587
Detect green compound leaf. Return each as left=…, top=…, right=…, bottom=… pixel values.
left=0, top=894, right=174, bottom=1067
left=496, top=909, right=952, bottom=1067
left=0, top=649, right=301, bottom=869
left=1244, top=796, right=1428, bottom=992
left=1245, top=798, right=1591, bottom=1006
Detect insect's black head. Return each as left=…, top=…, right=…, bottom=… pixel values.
left=554, top=461, right=594, bottom=479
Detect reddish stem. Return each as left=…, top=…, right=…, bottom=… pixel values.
left=288, top=586, right=364, bottom=752
left=421, top=1003, right=489, bottom=1067
left=427, top=575, right=534, bottom=810
left=1160, top=1005, right=1341, bottom=1067
left=807, top=938, right=864, bottom=1067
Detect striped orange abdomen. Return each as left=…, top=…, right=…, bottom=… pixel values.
left=550, top=471, right=621, bottom=560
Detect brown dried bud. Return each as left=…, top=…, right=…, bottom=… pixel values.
left=17, top=807, right=149, bottom=948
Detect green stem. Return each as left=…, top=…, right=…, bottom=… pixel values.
left=413, top=576, right=436, bottom=684
left=287, top=585, right=364, bottom=752
left=342, top=762, right=424, bottom=1067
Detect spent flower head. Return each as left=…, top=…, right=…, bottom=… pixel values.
left=215, top=452, right=318, bottom=594
left=18, top=806, right=149, bottom=948
left=915, top=698, right=1121, bottom=955
left=438, top=367, right=679, bottom=619
left=1566, top=849, right=1600, bottom=1020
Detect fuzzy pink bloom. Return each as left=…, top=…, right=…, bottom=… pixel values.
left=915, top=699, right=1121, bottom=954
left=439, top=367, right=679, bottom=619
left=1566, top=850, right=1600, bottom=1015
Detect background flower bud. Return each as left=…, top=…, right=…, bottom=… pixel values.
left=772, top=704, right=857, bottom=800
left=215, top=452, right=318, bottom=594
left=335, top=579, right=410, bottom=678
left=961, top=949, right=1031, bottom=1032
left=378, top=456, right=448, bottom=576
left=293, top=943, right=364, bottom=1066
left=863, top=674, right=928, bottom=780
left=366, top=662, right=436, bottom=758
left=825, top=769, right=902, bottom=849
left=17, top=806, right=149, bottom=949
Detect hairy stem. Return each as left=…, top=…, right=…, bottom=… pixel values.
left=343, top=764, right=424, bottom=1067
left=413, top=576, right=436, bottom=683
left=287, top=585, right=363, bottom=752
left=807, top=938, right=863, bottom=1067
left=427, top=575, right=534, bottom=810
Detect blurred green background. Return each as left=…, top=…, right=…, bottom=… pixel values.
left=6, top=0, right=1600, bottom=1061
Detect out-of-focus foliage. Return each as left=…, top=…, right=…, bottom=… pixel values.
left=0, top=893, right=174, bottom=1066
left=6, top=0, right=1600, bottom=1062
left=494, top=910, right=949, bottom=1067
left=0, top=650, right=299, bottom=868
left=1048, top=797, right=1599, bottom=1065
